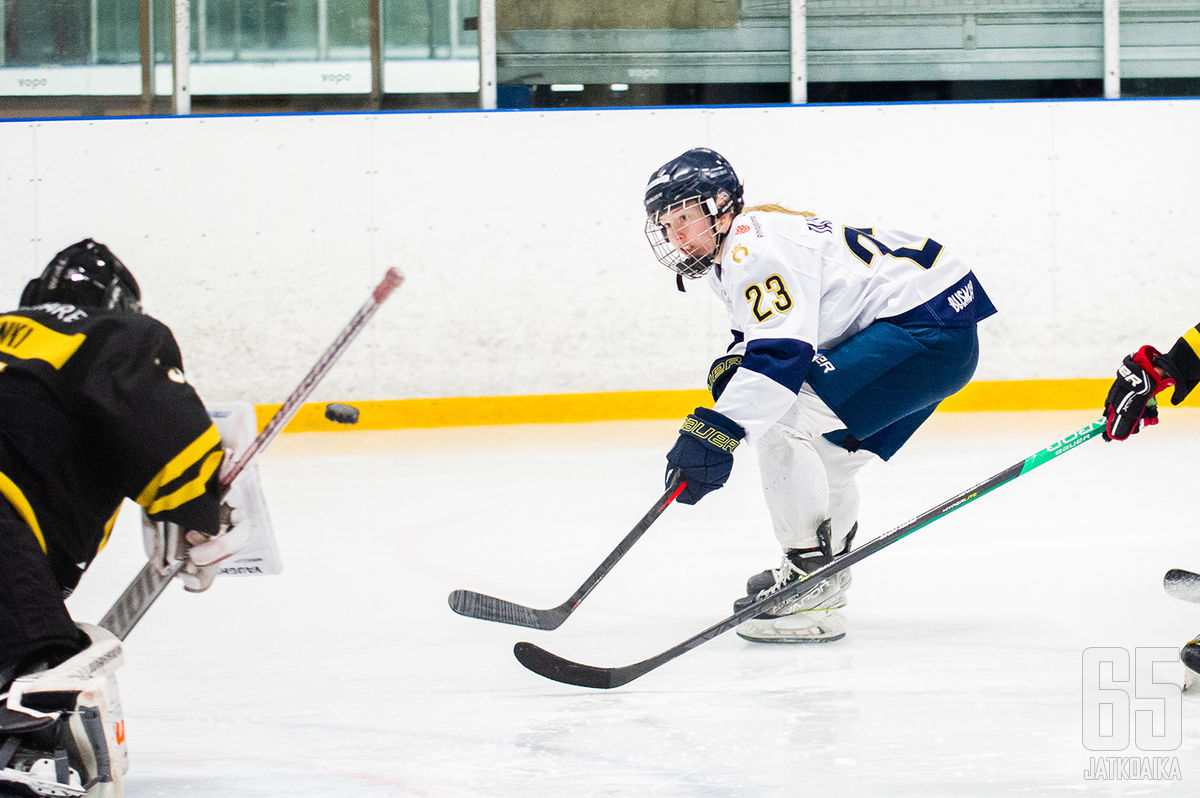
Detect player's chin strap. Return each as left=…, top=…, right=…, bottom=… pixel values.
left=674, top=260, right=723, bottom=293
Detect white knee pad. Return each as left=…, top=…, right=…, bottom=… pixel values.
left=756, top=388, right=874, bottom=552
left=5, top=623, right=127, bottom=797
left=757, top=425, right=828, bottom=550
left=813, top=434, right=874, bottom=551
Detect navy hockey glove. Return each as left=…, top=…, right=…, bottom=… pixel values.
left=707, top=354, right=742, bottom=401
left=665, top=407, right=744, bottom=505
left=1103, top=345, right=1175, bottom=441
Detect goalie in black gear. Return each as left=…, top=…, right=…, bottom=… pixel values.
left=0, top=240, right=248, bottom=797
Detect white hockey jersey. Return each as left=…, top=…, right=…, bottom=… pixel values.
left=707, top=208, right=995, bottom=443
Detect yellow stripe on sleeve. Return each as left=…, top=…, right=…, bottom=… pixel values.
left=135, top=424, right=223, bottom=511
left=142, top=450, right=223, bottom=515
left=96, top=503, right=122, bottom=553
left=0, top=470, right=47, bottom=553
left=1182, top=326, right=1200, bottom=358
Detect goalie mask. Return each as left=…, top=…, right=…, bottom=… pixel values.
left=644, top=148, right=744, bottom=278
left=20, top=238, right=142, bottom=313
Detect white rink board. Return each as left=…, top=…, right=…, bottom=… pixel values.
left=1, top=99, right=1199, bottom=404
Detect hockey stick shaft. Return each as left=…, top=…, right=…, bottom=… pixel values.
left=219, top=268, right=404, bottom=487
left=99, top=268, right=404, bottom=640
left=515, top=418, right=1106, bottom=688
left=448, top=472, right=687, bottom=629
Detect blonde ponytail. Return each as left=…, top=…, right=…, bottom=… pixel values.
left=743, top=204, right=816, bottom=217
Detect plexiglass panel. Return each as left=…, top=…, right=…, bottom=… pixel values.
left=1, top=1, right=1199, bottom=110
left=0, top=0, right=480, bottom=99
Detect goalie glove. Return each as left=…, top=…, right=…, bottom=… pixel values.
left=142, top=476, right=254, bottom=592
left=1103, top=345, right=1175, bottom=442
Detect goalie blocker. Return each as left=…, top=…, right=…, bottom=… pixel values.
left=0, top=624, right=127, bottom=798
left=142, top=402, right=281, bottom=588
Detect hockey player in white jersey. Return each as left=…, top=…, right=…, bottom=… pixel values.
left=644, top=148, right=996, bottom=643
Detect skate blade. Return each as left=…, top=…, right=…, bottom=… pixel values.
left=735, top=613, right=846, bottom=644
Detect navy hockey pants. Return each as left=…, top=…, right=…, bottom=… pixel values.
left=806, top=320, right=980, bottom=461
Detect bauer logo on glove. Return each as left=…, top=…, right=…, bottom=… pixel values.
left=680, top=415, right=741, bottom=452
left=1103, top=345, right=1175, bottom=442
left=666, top=407, right=745, bottom=505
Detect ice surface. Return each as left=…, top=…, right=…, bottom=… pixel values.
left=63, top=410, right=1200, bottom=796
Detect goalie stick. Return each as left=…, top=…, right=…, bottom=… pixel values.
left=448, top=472, right=687, bottom=630
left=97, top=268, right=404, bottom=640
left=514, top=417, right=1106, bottom=688
left=1164, top=568, right=1200, bottom=604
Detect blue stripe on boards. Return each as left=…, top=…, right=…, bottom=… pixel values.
left=5, top=94, right=1177, bottom=127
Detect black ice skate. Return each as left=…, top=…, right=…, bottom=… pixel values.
left=734, top=521, right=853, bottom=643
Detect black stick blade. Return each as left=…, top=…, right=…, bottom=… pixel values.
left=508, top=421, right=1106, bottom=689
left=514, top=642, right=630, bottom=689
left=1164, top=569, right=1200, bottom=604
left=447, top=590, right=568, bottom=630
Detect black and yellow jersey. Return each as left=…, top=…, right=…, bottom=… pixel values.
left=1162, top=324, right=1200, bottom=405
left=0, top=302, right=223, bottom=589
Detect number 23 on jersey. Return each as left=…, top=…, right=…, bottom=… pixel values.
left=744, top=274, right=793, bottom=322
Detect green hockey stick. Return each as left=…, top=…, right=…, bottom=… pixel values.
left=516, top=418, right=1106, bottom=688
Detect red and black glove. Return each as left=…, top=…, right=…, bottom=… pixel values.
left=1103, top=345, right=1175, bottom=441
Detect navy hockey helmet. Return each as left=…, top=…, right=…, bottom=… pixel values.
left=19, top=239, right=142, bottom=313
left=643, top=148, right=744, bottom=278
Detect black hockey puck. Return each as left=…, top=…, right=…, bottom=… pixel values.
left=324, top=403, right=360, bottom=425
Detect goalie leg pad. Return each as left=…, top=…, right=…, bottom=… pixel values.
left=3, top=624, right=127, bottom=797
